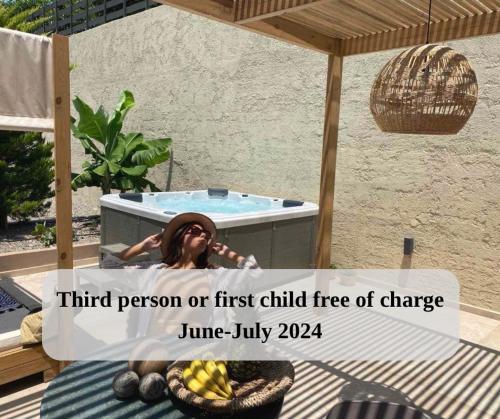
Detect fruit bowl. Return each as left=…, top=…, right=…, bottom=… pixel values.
left=166, top=361, right=295, bottom=414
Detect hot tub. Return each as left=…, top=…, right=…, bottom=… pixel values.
left=100, top=189, right=318, bottom=268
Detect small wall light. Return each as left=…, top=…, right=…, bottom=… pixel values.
left=404, top=234, right=415, bottom=255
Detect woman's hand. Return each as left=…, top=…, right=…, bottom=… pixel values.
left=141, top=233, right=162, bottom=252
left=211, top=242, right=230, bottom=257
left=117, top=233, right=162, bottom=261
left=211, top=242, right=245, bottom=265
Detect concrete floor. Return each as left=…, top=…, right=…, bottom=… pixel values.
left=0, top=270, right=499, bottom=418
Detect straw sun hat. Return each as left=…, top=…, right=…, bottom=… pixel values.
left=160, top=212, right=217, bottom=257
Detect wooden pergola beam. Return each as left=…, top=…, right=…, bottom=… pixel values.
left=158, top=0, right=340, bottom=54
left=234, top=0, right=331, bottom=24
left=244, top=16, right=341, bottom=54
left=341, top=10, right=500, bottom=56
left=156, top=0, right=235, bottom=25
left=159, top=1, right=499, bottom=57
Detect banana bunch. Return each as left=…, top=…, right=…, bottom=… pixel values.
left=183, top=360, right=233, bottom=400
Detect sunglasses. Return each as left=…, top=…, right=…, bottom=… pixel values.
left=186, top=225, right=212, bottom=240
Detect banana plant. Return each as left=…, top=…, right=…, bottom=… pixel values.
left=71, top=91, right=171, bottom=194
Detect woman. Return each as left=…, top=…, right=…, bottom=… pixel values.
left=102, top=212, right=258, bottom=270
left=102, top=212, right=258, bottom=346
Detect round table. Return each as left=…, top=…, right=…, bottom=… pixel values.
left=40, top=361, right=284, bottom=419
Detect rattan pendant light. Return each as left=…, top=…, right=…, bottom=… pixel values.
left=370, top=0, right=478, bottom=135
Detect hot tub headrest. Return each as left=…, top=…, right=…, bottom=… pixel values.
left=119, top=193, right=143, bottom=203
left=208, top=188, right=228, bottom=197
left=283, top=199, right=304, bottom=208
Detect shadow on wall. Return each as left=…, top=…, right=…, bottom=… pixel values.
left=401, top=254, right=412, bottom=269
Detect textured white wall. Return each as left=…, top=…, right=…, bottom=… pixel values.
left=67, top=6, right=499, bottom=311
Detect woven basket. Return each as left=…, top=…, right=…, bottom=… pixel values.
left=167, top=361, right=295, bottom=414
left=370, top=44, right=478, bottom=135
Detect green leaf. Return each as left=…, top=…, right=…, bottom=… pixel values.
left=32, top=223, right=46, bottom=236
left=115, top=90, right=135, bottom=117
left=105, top=91, right=136, bottom=156
left=144, top=138, right=172, bottom=148
left=78, top=136, right=103, bottom=158
left=122, top=133, right=144, bottom=159
left=129, top=177, right=162, bottom=192
left=106, top=160, right=121, bottom=174
left=131, top=138, right=171, bottom=166
left=92, top=162, right=108, bottom=176
left=95, top=106, right=109, bottom=130
left=109, top=135, right=126, bottom=162
left=106, top=112, right=123, bottom=157
left=71, top=122, right=86, bottom=139
left=121, top=165, right=148, bottom=177
left=71, top=170, right=95, bottom=190
left=113, top=176, right=134, bottom=191
left=72, top=97, right=108, bottom=143
left=144, top=179, right=162, bottom=192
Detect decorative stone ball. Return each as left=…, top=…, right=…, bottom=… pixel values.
left=112, top=370, right=139, bottom=399
left=139, top=373, right=166, bottom=402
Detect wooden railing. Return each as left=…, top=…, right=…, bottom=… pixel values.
left=30, top=0, right=159, bottom=35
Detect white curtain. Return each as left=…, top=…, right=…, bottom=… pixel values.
left=0, top=27, right=53, bottom=132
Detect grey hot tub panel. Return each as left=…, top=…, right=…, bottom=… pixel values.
left=101, top=207, right=316, bottom=268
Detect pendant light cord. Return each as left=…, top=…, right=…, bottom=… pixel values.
left=426, top=0, right=433, bottom=44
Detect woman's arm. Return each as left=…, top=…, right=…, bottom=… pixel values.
left=211, top=243, right=259, bottom=268
left=118, top=233, right=162, bottom=261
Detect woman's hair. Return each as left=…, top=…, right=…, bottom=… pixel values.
left=163, top=222, right=210, bottom=268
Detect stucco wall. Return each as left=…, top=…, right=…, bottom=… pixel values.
left=67, top=6, right=499, bottom=311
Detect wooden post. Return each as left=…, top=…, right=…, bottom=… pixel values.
left=52, top=34, right=73, bottom=371
left=315, top=54, right=343, bottom=268
left=52, top=34, right=73, bottom=270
